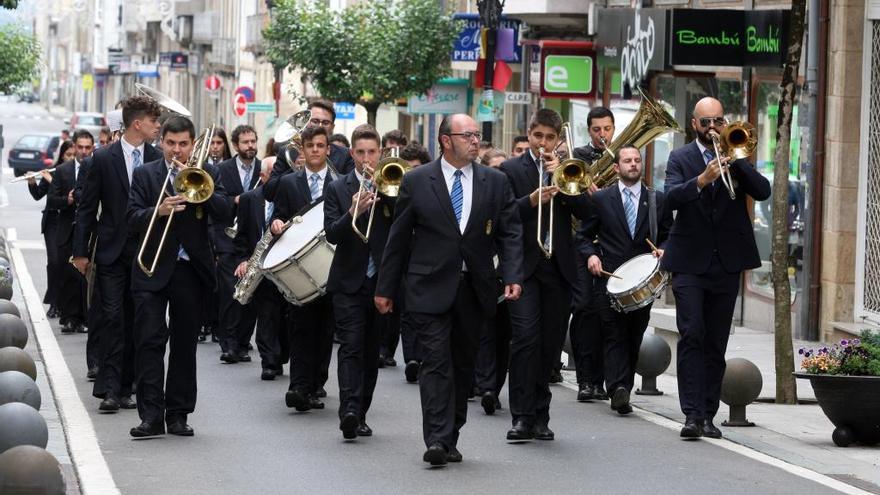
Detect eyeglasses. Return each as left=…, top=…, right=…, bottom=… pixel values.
left=309, top=118, right=334, bottom=127
left=448, top=131, right=482, bottom=141
left=698, top=117, right=727, bottom=128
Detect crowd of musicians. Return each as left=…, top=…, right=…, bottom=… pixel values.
left=24, top=90, right=769, bottom=466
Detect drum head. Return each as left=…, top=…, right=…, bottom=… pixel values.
left=262, top=202, right=326, bottom=269
left=607, top=254, right=659, bottom=294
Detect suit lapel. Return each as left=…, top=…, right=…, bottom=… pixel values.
left=463, top=163, right=484, bottom=235
left=249, top=159, right=262, bottom=191
left=633, top=184, right=649, bottom=237
left=610, top=185, right=631, bottom=237
left=428, top=161, right=460, bottom=234
left=523, top=153, right=539, bottom=188
left=109, top=141, right=130, bottom=192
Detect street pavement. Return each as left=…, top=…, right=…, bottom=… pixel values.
left=1, top=102, right=869, bottom=494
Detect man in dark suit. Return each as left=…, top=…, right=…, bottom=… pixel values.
left=264, top=99, right=354, bottom=202
left=499, top=109, right=592, bottom=442
left=270, top=125, right=338, bottom=411
left=48, top=130, right=94, bottom=333
left=663, top=97, right=770, bottom=439
left=578, top=144, right=673, bottom=415
left=324, top=124, right=392, bottom=440
left=375, top=113, right=523, bottom=466
left=573, top=106, right=614, bottom=163
left=214, top=125, right=262, bottom=363
left=73, top=95, right=162, bottom=412
left=126, top=116, right=231, bottom=438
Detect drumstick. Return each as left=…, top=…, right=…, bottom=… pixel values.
left=646, top=238, right=660, bottom=255
left=600, top=270, right=623, bottom=280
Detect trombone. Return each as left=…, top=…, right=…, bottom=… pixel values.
left=8, top=168, right=56, bottom=183
left=351, top=146, right=410, bottom=242
left=708, top=121, right=758, bottom=200
left=136, top=124, right=216, bottom=277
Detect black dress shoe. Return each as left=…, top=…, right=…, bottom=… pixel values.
left=404, top=360, right=420, bottom=383
left=534, top=424, right=555, bottom=441
left=130, top=421, right=164, bottom=438
left=309, top=397, right=325, bottom=409
left=610, top=386, right=630, bottom=412
left=377, top=356, right=385, bottom=369
left=680, top=418, right=703, bottom=439
left=423, top=443, right=448, bottom=466
left=617, top=404, right=633, bottom=415
left=86, top=366, right=98, bottom=381
left=197, top=333, right=207, bottom=343
left=76, top=324, right=87, bottom=334
left=593, top=385, right=608, bottom=400
left=285, top=390, right=311, bottom=412
left=702, top=418, right=722, bottom=439
left=506, top=420, right=534, bottom=441
left=99, top=396, right=120, bottom=412
left=61, top=323, right=76, bottom=334
left=211, top=333, right=220, bottom=343
left=247, top=343, right=254, bottom=351
left=494, top=395, right=502, bottom=410
left=261, top=369, right=276, bottom=381
left=46, top=306, right=59, bottom=318
left=237, top=352, right=251, bottom=363
left=340, top=413, right=359, bottom=440
left=577, top=383, right=593, bottom=402
left=382, top=357, right=397, bottom=367
left=316, top=387, right=327, bottom=398
left=549, top=365, right=563, bottom=383
left=167, top=422, right=194, bottom=436
left=220, top=352, right=238, bottom=364
left=356, top=422, right=372, bottom=437
left=119, top=396, right=137, bottom=409
left=481, top=391, right=497, bottom=415
left=446, top=446, right=462, bottom=463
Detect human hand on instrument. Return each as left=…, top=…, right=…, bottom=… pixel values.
left=234, top=261, right=248, bottom=278
left=697, top=156, right=730, bottom=189
left=158, top=195, right=186, bottom=216
left=588, top=183, right=599, bottom=196
left=541, top=150, right=560, bottom=174
left=67, top=190, right=74, bottom=205
left=350, top=190, right=377, bottom=217
left=234, top=195, right=240, bottom=205
left=72, top=256, right=90, bottom=276
left=503, top=283, right=522, bottom=301
left=270, top=219, right=285, bottom=236
left=529, top=186, right=558, bottom=207
left=653, top=248, right=665, bottom=259
left=40, top=170, right=53, bottom=183
left=374, top=296, right=394, bottom=314
left=587, top=255, right=603, bottom=276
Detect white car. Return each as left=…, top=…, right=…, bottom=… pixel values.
left=66, top=112, right=106, bottom=140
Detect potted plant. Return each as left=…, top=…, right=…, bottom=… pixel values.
left=794, top=330, right=880, bottom=447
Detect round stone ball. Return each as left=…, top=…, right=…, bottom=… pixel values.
left=0, top=402, right=48, bottom=453
left=0, top=348, right=36, bottom=380
left=0, top=283, right=11, bottom=301
left=0, top=258, right=9, bottom=268
left=0, top=371, right=41, bottom=409
left=0, top=314, right=27, bottom=349
left=0, top=300, right=19, bottom=318
left=0, top=445, right=65, bottom=495
left=721, top=358, right=763, bottom=406
left=636, top=333, right=672, bottom=377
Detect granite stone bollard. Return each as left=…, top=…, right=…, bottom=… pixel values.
left=720, top=357, right=763, bottom=427
left=0, top=314, right=27, bottom=349
left=0, top=371, right=41, bottom=409
left=0, top=300, right=20, bottom=318
left=0, top=445, right=65, bottom=495
left=0, top=402, right=48, bottom=453
left=635, top=333, right=671, bottom=395
left=0, top=348, right=37, bottom=380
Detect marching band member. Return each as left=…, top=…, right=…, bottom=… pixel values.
left=573, top=106, right=614, bottom=163
left=27, top=166, right=60, bottom=319
left=127, top=115, right=231, bottom=437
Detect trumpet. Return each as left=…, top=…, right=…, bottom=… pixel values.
left=708, top=121, right=758, bottom=200
left=9, top=168, right=56, bottom=183
left=351, top=147, right=410, bottom=242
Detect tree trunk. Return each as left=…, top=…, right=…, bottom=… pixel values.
left=362, top=101, right=381, bottom=128
left=771, top=0, right=806, bottom=405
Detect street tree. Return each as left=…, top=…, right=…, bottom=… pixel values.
left=771, top=0, right=806, bottom=404
left=264, top=0, right=462, bottom=125
left=0, top=25, right=40, bottom=94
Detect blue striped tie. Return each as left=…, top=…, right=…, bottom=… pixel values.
left=624, top=188, right=636, bottom=238
left=703, top=149, right=716, bottom=190
left=309, top=173, right=320, bottom=201
left=451, top=169, right=463, bottom=225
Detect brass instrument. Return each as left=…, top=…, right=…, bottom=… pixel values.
left=9, top=168, right=56, bottom=183
left=536, top=147, right=554, bottom=258
left=274, top=110, right=311, bottom=170
left=136, top=124, right=216, bottom=277
left=553, top=123, right=592, bottom=196
left=225, top=218, right=238, bottom=239
left=589, top=87, right=683, bottom=188
left=134, top=83, right=192, bottom=118
left=352, top=146, right=410, bottom=242
left=709, top=121, right=757, bottom=200
left=233, top=223, right=280, bottom=305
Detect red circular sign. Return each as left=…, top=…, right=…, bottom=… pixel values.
left=205, top=75, right=221, bottom=91
left=233, top=93, right=247, bottom=117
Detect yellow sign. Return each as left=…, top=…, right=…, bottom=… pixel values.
left=82, top=74, right=94, bottom=91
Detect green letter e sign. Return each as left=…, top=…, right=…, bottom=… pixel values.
left=543, top=55, right=593, bottom=95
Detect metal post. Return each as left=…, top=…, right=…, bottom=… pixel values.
left=478, top=0, right=503, bottom=141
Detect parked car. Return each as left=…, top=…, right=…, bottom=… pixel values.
left=7, top=133, right=59, bottom=176
left=66, top=112, right=106, bottom=140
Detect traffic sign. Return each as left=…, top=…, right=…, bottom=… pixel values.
left=504, top=91, right=532, bottom=105
left=82, top=74, right=94, bottom=91
left=205, top=75, right=221, bottom=91
left=234, top=86, right=255, bottom=102
left=333, top=102, right=356, bottom=120
left=233, top=93, right=247, bottom=117
left=246, top=102, right=275, bottom=113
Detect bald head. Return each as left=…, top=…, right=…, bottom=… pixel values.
left=439, top=113, right=481, bottom=167
left=693, top=97, right=723, bottom=119
left=691, top=97, right=727, bottom=147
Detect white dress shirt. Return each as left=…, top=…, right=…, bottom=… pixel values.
left=440, top=157, right=473, bottom=234
left=618, top=180, right=641, bottom=206
left=120, top=135, right=145, bottom=185
left=306, top=166, right=329, bottom=202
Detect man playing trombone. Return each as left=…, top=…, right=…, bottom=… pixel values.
left=126, top=116, right=231, bottom=438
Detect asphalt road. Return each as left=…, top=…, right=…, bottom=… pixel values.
left=0, top=102, right=844, bottom=495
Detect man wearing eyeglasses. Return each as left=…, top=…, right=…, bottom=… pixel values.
left=263, top=99, right=355, bottom=202
left=663, top=97, right=770, bottom=440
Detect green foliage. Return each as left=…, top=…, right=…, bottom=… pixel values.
left=264, top=0, right=462, bottom=119
left=1, top=0, right=19, bottom=10
left=0, top=25, right=41, bottom=94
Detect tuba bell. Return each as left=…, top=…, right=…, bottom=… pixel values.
left=274, top=110, right=311, bottom=169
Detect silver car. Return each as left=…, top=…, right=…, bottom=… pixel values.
left=66, top=112, right=107, bottom=140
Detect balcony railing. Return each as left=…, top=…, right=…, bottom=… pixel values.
left=208, top=37, right=237, bottom=71
left=245, top=13, right=269, bottom=54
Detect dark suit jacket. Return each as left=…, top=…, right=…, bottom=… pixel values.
left=324, top=170, right=394, bottom=295
left=577, top=183, right=673, bottom=287
left=499, top=152, right=592, bottom=287
left=376, top=159, right=523, bottom=316
left=127, top=159, right=232, bottom=292
left=572, top=143, right=604, bottom=163
left=47, top=160, right=80, bottom=245
left=233, top=186, right=268, bottom=265
left=213, top=157, right=262, bottom=254
left=271, top=167, right=337, bottom=223
left=74, top=139, right=162, bottom=264
left=28, top=177, right=55, bottom=234
left=264, top=143, right=354, bottom=202
left=661, top=141, right=771, bottom=274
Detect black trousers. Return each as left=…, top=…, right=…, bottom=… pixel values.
left=287, top=294, right=334, bottom=395
left=475, top=300, right=510, bottom=396
left=410, top=274, right=483, bottom=450
left=56, top=236, right=85, bottom=325
left=507, top=258, right=571, bottom=427
left=85, top=275, right=103, bottom=370
left=132, top=261, right=202, bottom=426
left=254, top=280, right=289, bottom=371
left=334, top=276, right=380, bottom=421
left=42, top=212, right=60, bottom=306
left=672, top=256, right=740, bottom=421
left=570, top=308, right=604, bottom=388
left=234, top=296, right=257, bottom=356
left=379, top=312, right=400, bottom=361
left=399, top=312, right=421, bottom=364
left=598, top=299, right=651, bottom=393
left=93, top=254, right=135, bottom=399
left=216, top=253, right=241, bottom=353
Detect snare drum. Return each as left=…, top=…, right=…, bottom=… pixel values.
left=606, top=254, right=669, bottom=313
left=261, top=202, right=336, bottom=306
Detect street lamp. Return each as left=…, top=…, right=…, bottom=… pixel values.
left=478, top=0, right=504, bottom=141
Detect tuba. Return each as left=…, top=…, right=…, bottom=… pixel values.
left=351, top=147, right=410, bottom=242
left=274, top=110, right=311, bottom=169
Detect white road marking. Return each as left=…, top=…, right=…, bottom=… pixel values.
left=0, top=183, right=8, bottom=208
left=12, top=240, right=46, bottom=250
left=6, top=230, right=120, bottom=495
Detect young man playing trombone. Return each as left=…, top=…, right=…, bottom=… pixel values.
left=126, top=116, right=231, bottom=438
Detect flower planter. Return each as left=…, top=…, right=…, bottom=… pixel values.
left=794, top=373, right=880, bottom=447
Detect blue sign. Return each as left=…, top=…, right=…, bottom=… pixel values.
left=334, top=102, right=356, bottom=120
left=452, top=13, right=522, bottom=63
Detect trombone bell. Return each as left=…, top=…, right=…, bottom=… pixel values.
left=553, top=123, right=592, bottom=196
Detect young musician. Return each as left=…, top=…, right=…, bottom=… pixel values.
left=573, top=106, right=615, bottom=163
left=126, top=116, right=231, bottom=438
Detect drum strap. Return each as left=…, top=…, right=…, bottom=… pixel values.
left=648, top=188, right=658, bottom=245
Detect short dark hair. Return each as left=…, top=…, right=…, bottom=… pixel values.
left=300, top=125, right=328, bottom=144
left=614, top=144, right=640, bottom=164
left=60, top=129, right=70, bottom=136
left=437, top=115, right=452, bottom=151
left=308, top=99, right=336, bottom=122
left=587, top=106, right=615, bottom=127
left=160, top=116, right=196, bottom=139
left=330, top=133, right=350, bottom=148
left=513, top=135, right=528, bottom=146
left=72, top=129, right=94, bottom=143
left=264, top=138, right=277, bottom=158
left=121, top=95, right=162, bottom=129
left=99, top=127, right=112, bottom=137
left=400, top=143, right=432, bottom=164
left=351, top=125, right=381, bottom=147
left=381, top=129, right=408, bottom=148
left=231, top=125, right=257, bottom=145
left=528, top=109, right=563, bottom=134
